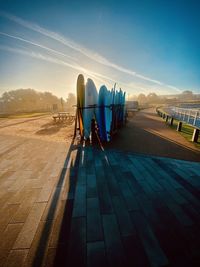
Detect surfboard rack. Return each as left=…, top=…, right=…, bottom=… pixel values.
left=75, top=75, right=126, bottom=143
left=73, top=103, right=126, bottom=141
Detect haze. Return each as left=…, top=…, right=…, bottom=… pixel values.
left=0, top=0, right=200, bottom=98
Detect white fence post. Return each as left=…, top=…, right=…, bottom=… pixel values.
left=187, top=110, right=191, bottom=123
left=193, top=111, right=198, bottom=126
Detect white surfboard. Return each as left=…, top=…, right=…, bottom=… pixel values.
left=83, top=78, right=98, bottom=139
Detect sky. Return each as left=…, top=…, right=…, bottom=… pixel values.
left=0, top=0, right=200, bottom=98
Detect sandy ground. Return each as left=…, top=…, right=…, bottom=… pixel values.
left=0, top=115, right=75, bottom=144
left=106, top=107, right=200, bottom=162
left=0, top=109, right=199, bottom=162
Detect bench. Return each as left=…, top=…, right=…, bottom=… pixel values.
left=52, top=112, right=75, bottom=122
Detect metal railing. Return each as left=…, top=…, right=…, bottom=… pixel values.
left=164, top=106, right=200, bottom=129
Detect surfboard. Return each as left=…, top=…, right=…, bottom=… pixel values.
left=84, top=78, right=98, bottom=139
left=122, top=91, right=126, bottom=123
left=105, top=89, right=113, bottom=141
left=110, top=84, right=116, bottom=138
left=113, top=89, right=119, bottom=130
left=97, top=85, right=107, bottom=142
left=76, top=74, right=85, bottom=138
left=117, top=89, right=126, bottom=125
left=97, top=86, right=117, bottom=142
left=118, top=88, right=123, bottom=124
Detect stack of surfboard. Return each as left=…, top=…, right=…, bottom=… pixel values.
left=76, top=74, right=126, bottom=142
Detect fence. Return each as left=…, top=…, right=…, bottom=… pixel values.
left=164, top=106, right=200, bottom=129
left=156, top=106, right=200, bottom=142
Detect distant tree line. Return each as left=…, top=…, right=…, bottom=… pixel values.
left=0, top=89, right=76, bottom=114
left=128, top=90, right=200, bottom=105
left=1, top=88, right=199, bottom=114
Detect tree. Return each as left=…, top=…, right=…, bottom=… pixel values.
left=137, top=93, right=147, bottom=104
left=65, top=93, right=76, bottom=113
left=66, top=93, right=76, bottom=108
left=180, top=90, right=194, bottom=100
left=146, top=93, right=159, bottom=103
left=0, top=88, right=64, bottom=113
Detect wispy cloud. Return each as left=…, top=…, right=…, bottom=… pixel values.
left=0, top=43, right=116, bottom=86
left=0, top=31, right=75, bottom=61
left=0, top=31, right=132, bottom=89
left=0, top=11, right=182, bottom=92
left=0, top=44, right=77, bottom=68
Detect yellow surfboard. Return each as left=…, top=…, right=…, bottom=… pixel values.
left=76, top=74, right=85, bottom=137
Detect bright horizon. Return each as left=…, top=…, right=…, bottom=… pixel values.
left=0, top=0, right=200, bottom=98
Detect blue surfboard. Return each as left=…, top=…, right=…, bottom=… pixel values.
left=105, top=89, right=113, bottom=141
left=97, top=85, right=107, bottom=142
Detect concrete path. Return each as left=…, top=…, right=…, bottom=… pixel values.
left=0, top=132, right=73, bottom=267
left=106, top=108, right=200, bottom=162
left=0, top=111, right=200, bottom=267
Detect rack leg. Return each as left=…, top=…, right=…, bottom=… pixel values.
left=73, top=108, right=78, bottom=139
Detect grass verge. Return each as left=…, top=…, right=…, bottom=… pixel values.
left=0, top=112, right=49, bottom=119
left=168, top=118, right=200, bottom=149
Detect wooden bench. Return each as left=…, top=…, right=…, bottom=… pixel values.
left=52, top=112, right=75, bottom=123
